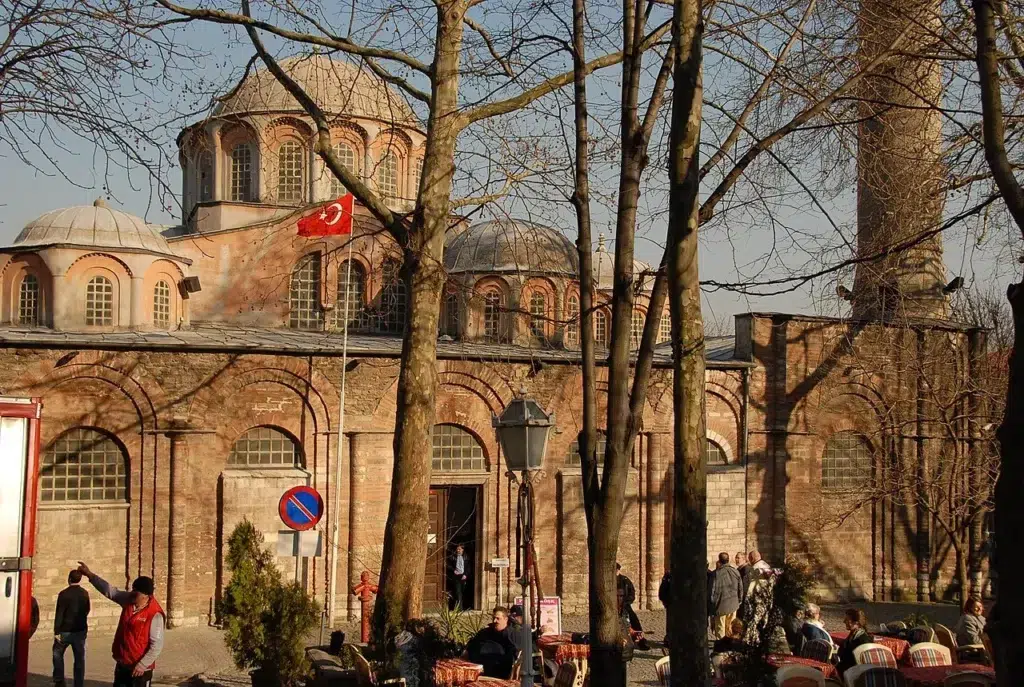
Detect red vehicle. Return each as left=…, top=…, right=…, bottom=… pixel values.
left=0, top=398, right=42, bottom=687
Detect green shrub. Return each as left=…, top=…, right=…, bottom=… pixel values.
left=219, top=520, right=320, bottom=687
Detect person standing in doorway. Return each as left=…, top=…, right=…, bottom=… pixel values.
left=77, top=562, right=165, bottom=687
left=53, top=570, right=91, bottom=687
left=450, top=544, right=468, bottom=609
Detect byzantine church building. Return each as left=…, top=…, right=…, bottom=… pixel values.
left=0, top=51, right=986, bottom=630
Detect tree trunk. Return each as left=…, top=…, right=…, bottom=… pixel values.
left=372, top=0, right=466, bottom=639
left=972, top=1, right=1024, bottom=681
left=666, top=0, right=706, bottom=684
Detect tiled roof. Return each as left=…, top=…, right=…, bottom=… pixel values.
left=0, top=325, right=749, bottom=367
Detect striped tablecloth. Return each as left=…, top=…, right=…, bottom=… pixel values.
left=537, top=634, right=589, bottom=664
left=433, top=659, right=484, bottom=686
left=830, top=631, right=911, bottom=664
left=465, top=680, right=519, bottom=687
left=767, top=655, right=838, bottom=680
left=899, top=664, right=995, bottom=687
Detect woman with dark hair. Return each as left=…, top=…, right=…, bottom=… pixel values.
left=837, top=608, right=871, bottom=674
left=955, top=597, right=987, bottom=647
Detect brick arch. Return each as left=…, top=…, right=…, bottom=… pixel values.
left=66, top=252, right=134, bottom=278
left=813, top=386, right=884, bottom=439
left=430, top=417, right=494, bottom=470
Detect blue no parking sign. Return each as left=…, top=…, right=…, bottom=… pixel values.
left=279, top=485, right=324, bottom=531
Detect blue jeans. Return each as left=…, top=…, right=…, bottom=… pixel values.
left=52, top=631, right=86, bottom=687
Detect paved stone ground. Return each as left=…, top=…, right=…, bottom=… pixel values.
left=27, top=602, right=962, bottom=687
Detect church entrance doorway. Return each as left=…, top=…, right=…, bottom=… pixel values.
left=423, top=485, right=481, bottom=612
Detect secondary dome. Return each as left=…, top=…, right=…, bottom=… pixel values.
left=593, top=235, right=652, bottom=290
left=445, top=219, right=578, bottom=276
left=10, top=199, right=178, bottom=258
left=214, top=54, right=419, bottom=128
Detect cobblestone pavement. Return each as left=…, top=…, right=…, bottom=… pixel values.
left=26, top=601, right=962, bottom=687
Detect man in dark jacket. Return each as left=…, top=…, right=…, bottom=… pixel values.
left=709, top=552, right=743, bottom=641
left=615, top=563, right=649, bottom=650
left=466, top=607, right=520, bottom=678
left=52, top=570, right=91, bottom=687
left=658, top=571, right=671, bottom=648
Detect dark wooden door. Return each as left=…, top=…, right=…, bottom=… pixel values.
left=423, top=488, right=448, bottom=612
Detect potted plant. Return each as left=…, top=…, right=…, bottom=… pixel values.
left=220, top=520, right=319, bottom=687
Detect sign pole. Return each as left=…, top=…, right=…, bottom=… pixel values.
left=328, top=239, right=354, bottom=627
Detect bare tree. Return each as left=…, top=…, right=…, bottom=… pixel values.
left=972, top=0, right=1024, bottom=681
left=155, top=0, right=670, bottom=640
left=0, top=0, right=193, bottom=209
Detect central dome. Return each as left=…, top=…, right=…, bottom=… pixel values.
left=215, top=54, right=419, bottom=128
left=445, top=219, right=578, bottom=276
left=10, top=199, right=178, bottom=258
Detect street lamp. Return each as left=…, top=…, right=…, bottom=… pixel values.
left=493, top=390, right=554, bottom=687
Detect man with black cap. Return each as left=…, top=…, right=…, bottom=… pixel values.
left=77, top=562, right=165, bottom=687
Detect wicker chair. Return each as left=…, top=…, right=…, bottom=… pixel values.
left=906, top=626, right=935, bottom=645
left=884, top=621, right=907, bottom=631
left=552, top=662, right=578, bottom=687
left=843, top=665, right=906, bottom=687
left=934, top=623, right=986, bottom=664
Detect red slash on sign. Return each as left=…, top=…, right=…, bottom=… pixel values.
left=279, top=486, right=324, bottom=531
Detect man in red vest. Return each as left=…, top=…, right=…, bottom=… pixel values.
left=76, top=562, right=165, bottom=687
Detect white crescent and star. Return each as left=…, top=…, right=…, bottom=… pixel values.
left=318, top=202, right=345, bottom=225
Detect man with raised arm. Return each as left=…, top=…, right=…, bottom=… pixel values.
left=76, top=562, right=165, bottom=687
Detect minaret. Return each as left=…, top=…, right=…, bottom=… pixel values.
left=853, top=0, right=947, bottom=320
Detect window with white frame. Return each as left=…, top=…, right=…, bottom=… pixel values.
left=821, top=431, right=872, bottom=491
left=230, top=143, right=254, bottom=201
left=707, top=439, right=728, bottom=466
left=595, top=310, right=608, bottom=345
left=289, top=253, right=322, bottom=330
left=277, top=141, right=306, bottom=203
left=432, top=424, right=486, bottom=472
left=565, top=295, right=579, bottom=348
left=483, top=289, right=502, bottom=340
left=228, top=426, right=302, bottom=467
left=377, top=150, right=399, bottom=203
left=566, top=430, right=607, bottom=465
left=85, top=276, right=114, bottom=326
left=19, top=274, right=40, bottom=326
left=153, top=280, right=171, bottom=330
left=328, top=142, right=358, bottom=198
left=41, top=428, right=127, bottom=503
left=336, top=259, right=365, bottom=330
left=529, top=292, right=547, bottom=338
left=630, top=310, right=645, bottom=349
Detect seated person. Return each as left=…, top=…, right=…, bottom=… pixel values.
left=800, top=603, right=834, bottom=646
left=508, top=604, right=540, bottom=642
left=466, top=606, right=520, bottom=678
left=955, top=597, right=987, bottom=647
left=836, top=609, right=871, bottom=674
left=712, top=618, right=748, bottom=654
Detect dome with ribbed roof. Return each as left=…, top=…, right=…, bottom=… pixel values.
left=592, top=235, right=652, bottom=290
left=445, top=219, right=578, bottom=276
left=8, top=199, right=178, bottom=258
left=215, top=54, right=419, bottom=128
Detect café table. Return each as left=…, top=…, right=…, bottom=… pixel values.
left=434, top=658, right=484, bottom=686
left=465, top=680, right=519, bottom=687
left=536, top=634, right=589, bottom=665
left=830, top=631, right=911, bottom=664
left=899, top=664, right=995, bottom=687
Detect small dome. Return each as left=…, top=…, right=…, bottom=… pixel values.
left=445, top=219, right=578, bottom=276
left=215, top=54, right=419, bottom=128
left=10, top=199, right=178, bottom=257
left=593, top=234, right=652, bottom=290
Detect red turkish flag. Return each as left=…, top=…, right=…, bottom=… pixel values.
left=297, top=193, right=354, bottom=236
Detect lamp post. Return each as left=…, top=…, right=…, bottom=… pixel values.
left=493, top=390, right=554, bottom=687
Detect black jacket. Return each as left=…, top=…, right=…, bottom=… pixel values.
left=658, top=573, right=671, bottom=607
left=837, top=628, right=871, bottom=674
left=54, top=585, right=90, bottom=634
left=617, top=574, right=636, bottom=607
left=467, top=624, right=519, bottom=678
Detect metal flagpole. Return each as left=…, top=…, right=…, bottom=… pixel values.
left=328, top=238, right=354, bottom=627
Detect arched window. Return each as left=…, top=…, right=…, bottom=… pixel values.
left=483, top=288, right=502, bottom=340
left=41, top=428, right=127, bottom=503
left=379, top=259, right=406, bottom=334
left=85, top=276, right=114, bottom=326
left=821, top=431, right=872, bottom=491
left=443, top=291, right=459, bottom=337
left=377, top=150, right=399, bottom=203
left=329, top=143, right=358, bottom=198
left=630, top=310, right=645, bottom=349
left=566, top=430, right=607, bottom=465
left=153, top=280, right=171, bottom=330
left=565, top=295, right=579, bottom=348
left=18, top=274, right=40, bottom=326
left=594, top=309, right=608, bottom=345
left=228, top=426, right=302, bottom=467
left=658, top=313, right=671, bottom=343
left=198, top=151, right=214, bottom=202
left=412, top=157, right=423, bottom=199
left=230, top=143, right=254, bottom=202
left=432, top=424, right=485, bottom=472
left=707, top=439, right=727, bottom=466
left=277, top=141, right=306, bottom=203
left=336, top=259, right=365, bottom=329
left=529, top=292, right=547, bottom=338
left=289, top=253, right=322, bottom=330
